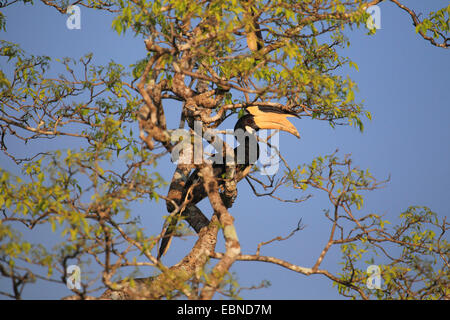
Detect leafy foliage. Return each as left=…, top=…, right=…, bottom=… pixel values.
left=0, top=0, right=448, bottom=300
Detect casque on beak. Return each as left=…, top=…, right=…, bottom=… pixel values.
left=246, top=106, right=300, bottom=139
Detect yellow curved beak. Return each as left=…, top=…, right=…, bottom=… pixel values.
left=247, top=106, right=300, bottom=139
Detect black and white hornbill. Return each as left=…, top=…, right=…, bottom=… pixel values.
left=158, top=106, right=300, bottom=259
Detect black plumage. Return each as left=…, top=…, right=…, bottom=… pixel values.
left=158, top=106, right=300, bottom=259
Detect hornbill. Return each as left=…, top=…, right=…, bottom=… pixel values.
left=158, top=106, right=300, bottom=259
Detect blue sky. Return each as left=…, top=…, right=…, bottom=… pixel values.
left=0, top=1, right=449, bottom=299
